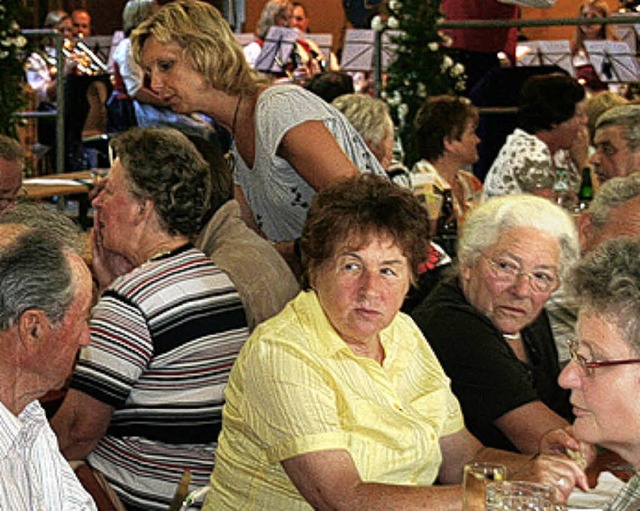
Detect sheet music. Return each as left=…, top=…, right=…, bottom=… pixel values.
left=234, top=32, right=256, bottom=47
left=612, top=11, right=640, bottom=55
left=584, top=40, right=640, bottom=82
left=255, top=26, right=298, bottom=74
left=340, top=29, right=401, bottom=72
left=516, top=40, right=575, bottom=77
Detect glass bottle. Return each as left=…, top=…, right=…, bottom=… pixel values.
left=576, top=167, right=594, bottom=212
left=435, top=189, right=458, bottom=257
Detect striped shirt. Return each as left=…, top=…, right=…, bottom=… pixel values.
left=0, top=401, right=96, bottom=511
left=605, top=472, right=640, bottom=511
left=70, top=245, right=249, bottom=510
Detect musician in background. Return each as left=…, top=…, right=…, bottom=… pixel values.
left=25, top=10, right=112, bottom=171
left=243, top=0, right=331, bottom=83
left=71, top=9, right=93, bottom=38
left=291, top=2, right=340, bottom=72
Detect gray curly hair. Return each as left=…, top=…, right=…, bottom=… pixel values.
left=109, top=127, right=212, bottom=237
left=568, top=237, right=640, bottom=354
left=458, top=195, right=579, bottom=282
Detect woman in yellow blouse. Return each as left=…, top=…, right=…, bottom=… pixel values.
left=205, top=175, right=588, bottom=510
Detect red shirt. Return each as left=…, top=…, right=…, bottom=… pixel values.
left=441, top=0, right=519, bottom=62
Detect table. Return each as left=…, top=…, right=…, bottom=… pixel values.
left=23, top=170, right=94, bottom=199
left=23, top=171, right=96, bottom=229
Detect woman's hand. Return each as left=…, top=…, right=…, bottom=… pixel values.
left=511, top=453, right=589, bottom=503
left=91, top=212, right=134, bottom=291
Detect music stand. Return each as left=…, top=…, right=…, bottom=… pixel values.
left=255, top=26, right=298, bottom=74
left=304, top=33, right=333, bottom=61
left=516, top=40, right=575, bottom=78
left=234, top=32, right=256, bottom=47
left=340, top=28, right=401, bottom=72
left=584, top=40, right=640, bottom=83
left=612, top=12, right=640, bottom=55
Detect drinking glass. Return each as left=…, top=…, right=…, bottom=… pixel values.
left=462, top=462, right=507, bottom=511
left=486, top=480, right=555, bottom=511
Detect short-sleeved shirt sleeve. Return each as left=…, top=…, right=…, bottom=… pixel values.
left=232, top=85, right=386, bottom=241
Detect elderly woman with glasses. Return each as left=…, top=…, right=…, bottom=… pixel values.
left=411, top=195, right=579, bottom=456
left=559, top=237, right=640, bottom=510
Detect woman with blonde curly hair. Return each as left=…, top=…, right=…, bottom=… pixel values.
left=131, top=0, right=386, bottom=273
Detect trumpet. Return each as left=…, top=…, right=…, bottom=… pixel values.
left=62, top=38, right=109, bottom=76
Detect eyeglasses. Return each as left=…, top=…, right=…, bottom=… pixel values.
left=482, top=253, right=558, bottom=293
left=567, top=339, right=640, bottom=378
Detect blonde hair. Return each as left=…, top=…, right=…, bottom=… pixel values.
left=131, top=0, right=270, bottom=95
left=572, top=0, right=616, bottom=55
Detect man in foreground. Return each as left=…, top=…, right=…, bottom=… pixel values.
left=0, top=225, right=95, bottom=510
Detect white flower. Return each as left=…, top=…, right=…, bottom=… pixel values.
left=441, top=34, right=453, bottom=47
left=387, top=16, right=400, bottom=29
left=398, top=103, right=409, bottom=122
left=428, top=42, right=439, bottom=52
left=15, top=35, right=27, bottom=48
left=417, top=83, right=427, bottom=98
left=440, top=55, right=454, bottom=72
left=450, top=63, right=464, bottom=77
left=371, top=15, right=385, bottom=31
left=389, top=0, right=402, bottom=10
left=0, top=50, right=8, bottom=59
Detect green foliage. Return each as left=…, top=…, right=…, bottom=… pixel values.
left=381, top=0, right=465, bottom=166
left=0, top=1, right=31, bottom=138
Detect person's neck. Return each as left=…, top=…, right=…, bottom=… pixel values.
left=216, top=89, right=260, bottom=135
left=133, top=235, right=190, bottom=266
left=430, top=156, right=462, bottom=187
left=535, top=130, right=561, bottom=156
left=0, top=356, right=37, bottom=416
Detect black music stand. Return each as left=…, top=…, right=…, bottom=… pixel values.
left=255, top=26, right=298, bottom=74
left=516, top=40, right=575, bottom=78
left=584, top=40, right=640, bottom=83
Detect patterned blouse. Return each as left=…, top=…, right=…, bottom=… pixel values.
left=482, top=128, right=579, bottom=201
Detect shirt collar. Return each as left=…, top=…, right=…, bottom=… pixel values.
left=0, top=400, right=44, bottom=459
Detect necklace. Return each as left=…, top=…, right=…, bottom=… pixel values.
left=148, top=250, right=173, bottom=262
left=503, top=332, right=521, bottom=341
left=231, top=95, right=242, bottom=138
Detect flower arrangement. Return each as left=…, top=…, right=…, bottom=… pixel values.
left=375, top=0, right=465, bottom=166
left=0, top=1, right=30, bottom=138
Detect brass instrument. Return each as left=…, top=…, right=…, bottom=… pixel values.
left=62, top=37, right=109, bottom=76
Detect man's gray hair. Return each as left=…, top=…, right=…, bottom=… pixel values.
left=0, top=202, right=86, bottom=256
left=459, top=195, right=579, bottom=281
left=595, top=105, right=640, bottom=151
left=568, top=237, right=640, bottom=354
left=588, top=172, right=640, bottom=230
left=0, top=228, right=75, bottom=331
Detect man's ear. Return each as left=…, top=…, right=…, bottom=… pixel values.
left=135, top=198, right=155, bottom=223
left=17, top=309, right=50, bottom=350
left=576, top=211, right=594, bottom=254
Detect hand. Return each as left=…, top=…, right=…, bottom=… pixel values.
left=540, top=427, right=597, bottom=469
left=511, top=453, right=589, bottom=503
left=91, top=212, right=135, bottom=290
